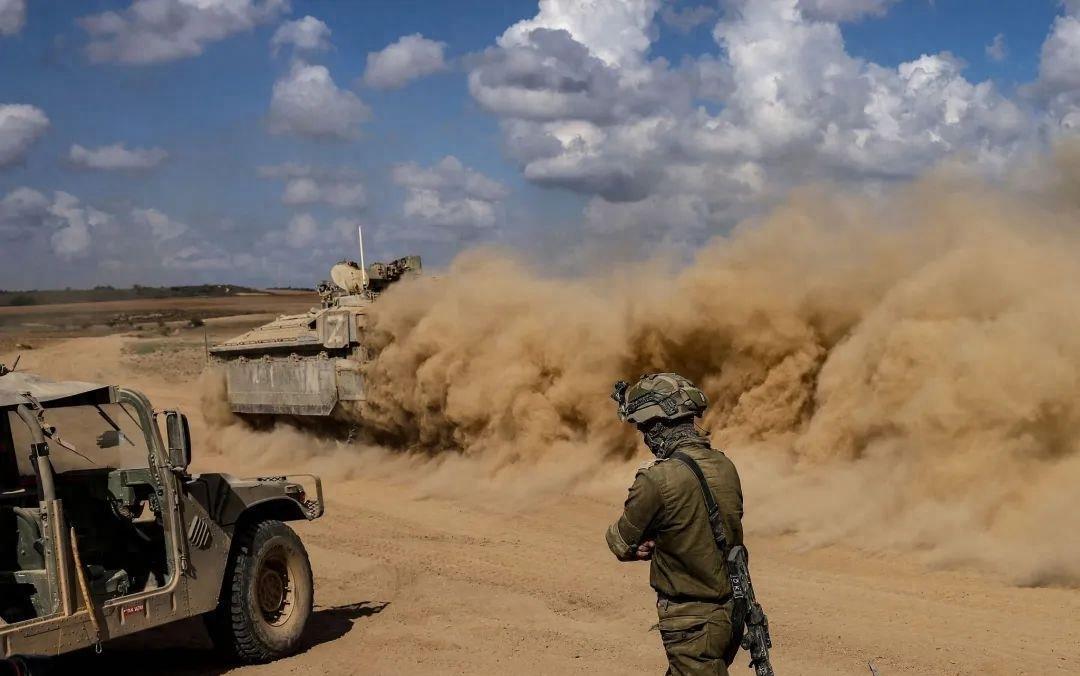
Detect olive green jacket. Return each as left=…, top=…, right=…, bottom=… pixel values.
left=606, top=438, right=744, bottom=601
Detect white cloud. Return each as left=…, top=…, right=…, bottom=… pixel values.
left=363, top=33, right=448, bottom=89
left=583, top=192, right=710, bottom=236
left=160, top=244, right=236, bottom=271
left=283, top=213, right=319, bottom=248
left=0, top=187, right=49, bottom=239
left=268, top=61, right=371, bottom=140
left=392, top=156, right=508, bottom=231
left=1040, top=13, right=1080, bottom=90
left=48, top=192, right=111, bottom=260
left=392, top=156, right=509, bottom=201
left=257, top=212, right=360, bottom=257
left=271, top=15, right=331, bottom=55
left=469, top=29, right=643, bottom=127
left=0, top=104, right=49, bottom=169
left=0, top=187, right=205, bottom=265
left=330, top=217, right=364, bottom=244
left=0, top=186, right=278, bottom=284
left=0, top=0, right=26, bottom=36
left=68, top=143, right=169, bottom=171
left=132, top=207, right=187, bottom=240
left=402, top=192, right=498, bottom=231
left=1035, top=8, right=1080, bottom=131
left=712, top=6, right=1027, bottom=175
left=499, top=0, right=660, bottom=68
left=258, top=163, right=367, bottom=208
left=468, top=2, right=694, bottom=202
left=80, top=0, right=289, bottom=65
left=796, top=0, right=898, bottom=22
left=467, top=0, right=1037, bottom=237
left=282, top=178, right=366, bottom=208
left=986, top=33, right=1007, bottom=62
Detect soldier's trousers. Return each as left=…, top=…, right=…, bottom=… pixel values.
left=656, top=597, right=734, bottom=676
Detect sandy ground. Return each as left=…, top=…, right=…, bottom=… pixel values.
left=2, top=305, right=1078, bottom=675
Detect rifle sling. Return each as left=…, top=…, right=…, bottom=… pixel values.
left=669, top=450, right=746, bottom=664
left=670, top=451, right=727, bottom=552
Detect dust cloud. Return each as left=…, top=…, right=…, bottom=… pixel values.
left=208, top=141, right=1080, bottom=585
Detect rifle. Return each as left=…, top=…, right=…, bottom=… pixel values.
left=670, top=451, right=775, bottom=676
left=727, top=544, right=774, bottom=676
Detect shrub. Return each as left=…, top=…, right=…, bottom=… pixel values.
left=7, top=294, right=37, bottom=306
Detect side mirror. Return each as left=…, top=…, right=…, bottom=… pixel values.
left=165, top=411, right=192, bottom=470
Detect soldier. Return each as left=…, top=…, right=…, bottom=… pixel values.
left=606, top=373, right=745, bottom=676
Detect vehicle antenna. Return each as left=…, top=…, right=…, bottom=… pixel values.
left=358, top=224, right=369, bottom=289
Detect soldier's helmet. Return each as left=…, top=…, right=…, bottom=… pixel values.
left=611, top=373, right=708, bottom=425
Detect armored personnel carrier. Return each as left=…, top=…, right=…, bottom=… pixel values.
left=209, top=255, right=421, bottom=420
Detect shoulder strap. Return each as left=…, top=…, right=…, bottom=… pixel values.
left=673, top=451, right=749, bottom=662
left=670, top=450, right=728, bottom=553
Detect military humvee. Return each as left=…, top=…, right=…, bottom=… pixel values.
left=0, top=365, right=324, bottom=672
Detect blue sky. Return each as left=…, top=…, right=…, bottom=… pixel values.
left=0, top=0, right=1077, bottom=288
left=843, top=1, right=1058, bottom=81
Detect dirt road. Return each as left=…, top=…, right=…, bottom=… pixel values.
left=4, top=332, right=1078, bottom=675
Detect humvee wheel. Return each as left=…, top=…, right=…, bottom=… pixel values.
left=2, top=657, right=51, bottom=676
left=206, top=520, right=314, bottom=663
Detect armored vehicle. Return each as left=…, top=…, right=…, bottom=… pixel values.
left=210, top=255, right=421, bottom=420
left=0, top=365, right=324, bottom=672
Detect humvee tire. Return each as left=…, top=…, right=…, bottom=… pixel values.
left=206, top=520, right=314, bottom=663
left=2, top=657, right=52, bottom=676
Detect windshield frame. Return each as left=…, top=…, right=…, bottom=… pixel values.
left=115, top=388, right=168, bottom=484
left=4, top=386, right=172, bottom=489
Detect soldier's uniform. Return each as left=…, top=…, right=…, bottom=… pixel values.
left=606, top=374, right=745, bottom=676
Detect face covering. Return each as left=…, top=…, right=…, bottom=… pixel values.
left=639, top=419, right=705, bottom=458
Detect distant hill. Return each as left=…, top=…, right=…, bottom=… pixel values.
left=0, top=284, right=265, bottom=307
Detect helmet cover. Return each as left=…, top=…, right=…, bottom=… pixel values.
left=611, top=373, right=708, bottom=426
